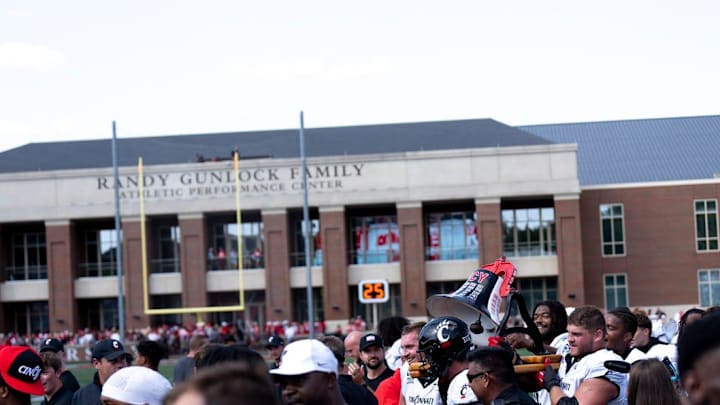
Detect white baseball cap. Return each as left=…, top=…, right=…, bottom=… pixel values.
left=269, top=339, right=338, bottom=376
left=101, top=366, right=172, bottom=405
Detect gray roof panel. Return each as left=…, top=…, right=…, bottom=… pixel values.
left=0, top=119, right=551, bottom=173
left=521, top=115, right=720, bottom=186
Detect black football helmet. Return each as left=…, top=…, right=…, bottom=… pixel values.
left=417, top=316, right=472, bottom=380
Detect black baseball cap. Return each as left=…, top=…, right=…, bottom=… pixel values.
left=0, top=346, right=44, bottom=395
left=359, top=333, right=384, bottom=352
left=266, top=335, right=285, bottom=348
left=91, top=339, right=133, bottom=362
left=40, top=338, right=64, bottom=353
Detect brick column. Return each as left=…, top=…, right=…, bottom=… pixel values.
left=262, top=209, right=291, bottom=322
left=555, top=195, right=585, bottom=306
left=476, top=198, right=502, bottom=264
left=121, top=218, right=149, bottom=330
left=45, top=220, right=79, bottom=333
left=179, top=213, right=208, bottom=327
left=397, top=203, right=427, bottom=317
left=320, top=207, right=349, bottom=322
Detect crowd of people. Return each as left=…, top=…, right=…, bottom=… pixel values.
left=0, top=303, right=718, bottom=404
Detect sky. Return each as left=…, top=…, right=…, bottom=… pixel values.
left=1, top=1, right=718, bottom=153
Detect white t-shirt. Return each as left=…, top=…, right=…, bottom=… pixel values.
left=446, top=369, right=479, bottom=405
left=386, top=338, right=403, bottom=371
left=400, top=362, right=443, bottom=405
left=624, top=348, right=647, bottom=364
left=558, top=349, right=628, bottom=405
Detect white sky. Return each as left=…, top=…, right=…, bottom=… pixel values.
left=1, top=1, right=718, bottom=153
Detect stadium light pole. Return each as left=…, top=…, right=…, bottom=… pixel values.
left=111, top=121, right=126, bottom=342
left=299, top=112, right=315, bottom=338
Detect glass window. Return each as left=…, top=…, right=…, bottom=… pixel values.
left=517, top=277, right=559, bottom=311
left=152, top=226, right=181, bottom=273
left=350, top=215, right=400, bottom=264
left=290, top=216, right=322, bottom=267
left=600, top=204, right=625, bottom=256
left=698, top=269, right=720, bottom=306
left=502, top=207, right=556, bottom=257
left=149, top=294, right=182, bottom=326
left=5, top=232, right=47, bottom=281
left=695, top=199, right=719, bottom=252
left=604, top=273, right=628, bottom=309
left=78, top=298, right=118, bottom=330
left=79, top=229, right=121, bottom=277
left=425, top=211, right=478, bottom=261
left=3, top=302, right=48, bottom=334
left=210, top=221, right=263, bottom=270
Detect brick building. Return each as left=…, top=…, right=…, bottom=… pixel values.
left=0, top=115, right=717, bottom=334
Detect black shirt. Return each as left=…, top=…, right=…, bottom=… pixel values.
left=338, top=374, right=378, bottom=405
left=491, top=384, right=539, bottom=405
left=60, top=370, right=80, bottom=393
left=42, top=385, right=74, bottom=405
left=364, top=365, right=395, bottom=391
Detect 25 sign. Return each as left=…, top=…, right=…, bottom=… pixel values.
left=358, top=279, right=390, bottom=303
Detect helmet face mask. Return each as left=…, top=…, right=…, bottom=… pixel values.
left=416, top=316, right=472, bottom=380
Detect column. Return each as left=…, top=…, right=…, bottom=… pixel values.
left=121, top=217, right=149, bottom=330
left=179, top=213, right=208, bottom=327
left=555, top=195, right=585, bottom=306
left=45, top=220, right=79, bottom=333
left=397, top=203, right=427, bottom=317
left=320, top=207, right=349, bottom=322
left=475, top=198, right=502, bottom=264
left=262, top=209, right=291, bottom=322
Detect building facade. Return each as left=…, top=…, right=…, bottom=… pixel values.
left=0, top=116, right=718, bottom=334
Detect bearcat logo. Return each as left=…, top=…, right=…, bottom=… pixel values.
left=435, top=319, right=456, bottom=344
left=17, top=365, right=41, bottom=381
left=112, top=340, right=120, bottom=350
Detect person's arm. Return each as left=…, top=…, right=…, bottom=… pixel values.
left=545, top=367, right=619, bottom=405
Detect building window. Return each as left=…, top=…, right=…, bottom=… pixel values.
left=425, top=211, right=478, bottom=261
left=600, top=204, right=625, bottom=256
left=3, top=302, right=48, bottom=335
left=79, top=229, right=121, bottom=277
left=698, top=269, right=720, bottom=306
left=150, top=294, right=182, bottom=326
left=290, top=216, right=322, bottom=267
left=350, top=215, right=400, bottom=264
left=695, top=199, right=719, bottom=251
left=210, top=221, right=263, bottom=270
left=604, top=274, right=628, bottom=309
left=78, top=298, right=118, bottom=330
left=517, top=277, right=558, bottom=311
left=6, top=232, right=47, bottom=281
left=152, top=226, right=181, bottom=273
left=502, top=207, right=556, bottom=257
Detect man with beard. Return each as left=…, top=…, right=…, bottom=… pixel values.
left=376, top=321, right=425, bottom=405
left=351, top=333, right=394, bottom=392
left=507, top=300, right=569, bottom=354
left=542, top=306, right=627, bottom=405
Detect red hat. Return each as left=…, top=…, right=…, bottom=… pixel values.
left=0, top=346, right=44, bottom=395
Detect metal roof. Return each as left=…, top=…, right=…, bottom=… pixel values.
left=0, top=119, right=551, bottom=173
left=521, top=115, right=720, bottom=186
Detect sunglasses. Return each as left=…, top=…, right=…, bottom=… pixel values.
left=467, top=369, right=494, bottom=383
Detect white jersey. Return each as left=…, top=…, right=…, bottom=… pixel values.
left=386, top=338, right=403, bottom=370
left=646, top=343, right=678, bottom=375
left=400, top=362, right=443, bottom=405
left=446, top=370, right=479, bottom=405
left=558, top=349, right=628, bottom=405
left=624, top=348, right=647, bottom=364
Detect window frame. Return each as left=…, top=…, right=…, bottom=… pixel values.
left=603, top=273, right=629, bottom=309
left=600, top=203, right=626, bottom=257
left=698, top=269, right=720, bottom=307
left=501, top=207, right=556, bottom=258
left=694, top=199, right=719, bottom=252
left=424, top=210, right=479, bottom=261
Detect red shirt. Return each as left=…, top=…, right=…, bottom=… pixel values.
left=374, top=367, right=401, bottom=405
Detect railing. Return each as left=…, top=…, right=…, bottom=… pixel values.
left=350, top=250, right=400, bottom=265
left=4, top=265, right=47, bottom=281
left=503, top=241, right=557, bottom=257
left=425, top=247, right=479, bottom=261
left=207, top=257, right=264, bottom=271
left=150, top=258, right=181, bottom=273
left=77, top=262, right=117, bottom=277
left=289, top=252, right=324, bottom=267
